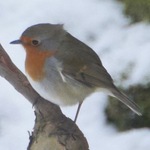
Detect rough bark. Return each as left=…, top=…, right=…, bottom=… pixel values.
left=0, top=44, right=89, bottom=150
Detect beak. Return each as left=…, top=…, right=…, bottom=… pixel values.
left=10, top=40, right=22, bottom=44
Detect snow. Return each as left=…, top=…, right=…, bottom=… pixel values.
left=0, top=0, right=150, bottom=149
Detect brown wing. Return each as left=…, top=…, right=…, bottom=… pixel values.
left=55, top=33, right=114, bottom=89
left=62, top=62, right=114, bottom=89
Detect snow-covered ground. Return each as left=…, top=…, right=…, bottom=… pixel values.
left=0, top=0, right=150, bottom=149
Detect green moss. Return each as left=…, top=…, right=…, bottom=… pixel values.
left=117, top=0, right=150, bottom=22
left=105, top=83, right=150, bottom=131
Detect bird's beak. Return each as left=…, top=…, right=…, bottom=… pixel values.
left=10, top=40, right=22, bottom=44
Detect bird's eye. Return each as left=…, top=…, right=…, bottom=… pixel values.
left=31, top=40, right=40, bottom=46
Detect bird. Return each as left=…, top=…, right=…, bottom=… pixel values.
left=10, top=23, right=142, bottom=122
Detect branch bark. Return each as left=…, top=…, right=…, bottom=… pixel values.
left=0, top=44, right=89, bottom=150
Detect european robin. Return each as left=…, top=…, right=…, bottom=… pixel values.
left=10, top=23, right=142, bottom=122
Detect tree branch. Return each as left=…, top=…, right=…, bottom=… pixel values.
left=0, top=44, right=89, bottom=150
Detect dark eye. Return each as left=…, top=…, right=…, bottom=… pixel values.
left=32, top=40, right=40, bottom=46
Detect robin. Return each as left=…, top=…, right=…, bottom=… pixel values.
left=10, top=23, right=142, bottom=122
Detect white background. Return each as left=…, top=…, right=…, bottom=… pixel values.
left=0, top=0, right=150, bottom=150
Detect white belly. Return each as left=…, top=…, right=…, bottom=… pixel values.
left=26, top=72, right=95, bottom=106
left=26, top=57, right=95, bottom=106
left=26, top=73, right=67, bottom=106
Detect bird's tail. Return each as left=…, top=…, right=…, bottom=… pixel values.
left=111, top=88, right=142, bottom=116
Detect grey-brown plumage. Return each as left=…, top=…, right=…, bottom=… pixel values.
left=10, top=23, right=142, bottom=122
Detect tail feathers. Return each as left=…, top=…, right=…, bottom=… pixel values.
left=112, top=89, right=142, bottom=116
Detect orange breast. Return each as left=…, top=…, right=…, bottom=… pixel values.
left=21, top=37, right=56, bottom=81
left=25, top=49, right=53, bottom=81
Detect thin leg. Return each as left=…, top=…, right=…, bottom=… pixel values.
left=74, top=102, right=83, bottom=123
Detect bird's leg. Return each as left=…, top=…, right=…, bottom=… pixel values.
left=74, top=102, right=83, bottom=123
left=49, top=102, right=83, bottom=143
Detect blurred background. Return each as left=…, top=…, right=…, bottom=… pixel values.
left=0, top=0, right=150, bottom=149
